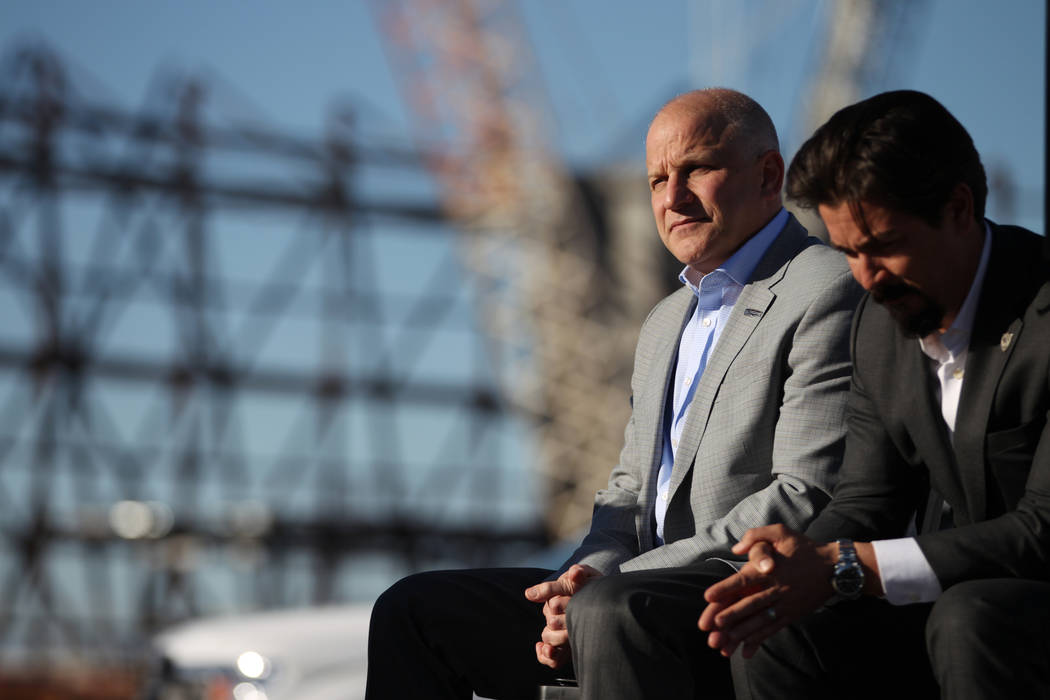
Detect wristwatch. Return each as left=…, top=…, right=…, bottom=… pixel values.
left=830, top=539, right=865, bottom=599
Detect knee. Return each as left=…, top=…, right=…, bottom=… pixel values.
left=567, top=574, right=631, bottom=625
left=371, top=571, right=434, bottom=628
left=566, top=573, right=661, bottom=644
left=925, top=580, right=998, bottom=660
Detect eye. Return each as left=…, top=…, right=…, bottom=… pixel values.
left=862, top=238, right=896, bottom=257
left=877, top=236, right=900, bottom=252
left=649, top=177, right=666, bottom=192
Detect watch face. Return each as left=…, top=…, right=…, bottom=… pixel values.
left=833, top=567, right=864, bottom=597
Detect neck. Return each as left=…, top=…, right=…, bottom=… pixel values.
left=938, top=218, right=984, bottom=332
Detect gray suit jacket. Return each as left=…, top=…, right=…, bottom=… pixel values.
left=559, top=214, right=863, bottom=574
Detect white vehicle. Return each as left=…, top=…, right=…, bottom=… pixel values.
left=147, top=604, right=372, bottom=700
left=146, top=541, right=585, bottom=699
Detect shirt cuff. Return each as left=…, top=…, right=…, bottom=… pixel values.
left=870, top=538, right=943, bottom=605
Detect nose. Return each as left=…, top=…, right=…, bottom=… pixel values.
left=663, top=173, right=694, bottom=210
left=850, top=253, right=887, bottom=291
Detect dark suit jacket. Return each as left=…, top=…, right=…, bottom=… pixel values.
left=807, top=222, right=1050, bottom=589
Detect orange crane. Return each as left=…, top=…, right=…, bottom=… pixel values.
left=370, top=0, right=648, bottom=539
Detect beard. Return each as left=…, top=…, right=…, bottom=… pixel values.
left=871, top=282, right=944, bottom=338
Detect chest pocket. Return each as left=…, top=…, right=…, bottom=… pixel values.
left=985, top=418, right=1043, bottom=511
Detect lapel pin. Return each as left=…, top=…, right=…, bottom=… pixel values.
left=1000, top=332, right=1014, bottom=352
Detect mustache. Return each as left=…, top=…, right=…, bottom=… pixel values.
left=869, top=281, right=945, bottom=337
left=870, top=282, right=918, bottom=303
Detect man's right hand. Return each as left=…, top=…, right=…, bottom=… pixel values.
left=698, top=525, right=839, bottom=658
left=524, top=564, right=602, bottom=668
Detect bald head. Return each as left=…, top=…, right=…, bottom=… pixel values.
left=645, top=88, right=785, bottom=274
left=655, top=89, right=780, bottom=160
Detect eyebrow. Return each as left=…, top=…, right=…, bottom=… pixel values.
left=868, top=227, right=901, bottom=243
left=844, top=227, right=900, bottom=255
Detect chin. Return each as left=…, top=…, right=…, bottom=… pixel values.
left=673, top=240, right=719, bottom=265
left=887, top=304, right=944, bottom=338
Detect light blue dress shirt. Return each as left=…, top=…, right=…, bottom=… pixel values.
left=653, top=208, right=788, bottom=543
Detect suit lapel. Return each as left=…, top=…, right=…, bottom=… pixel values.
left=634, top=289, right=695, bottom=551
left=897, top=333, right=965, bottom=519
left=667, top=217, right=806, bottom=497
left=951, top=225, right=1033, bottom=523
left=951, top=317, right=1021, bottom=523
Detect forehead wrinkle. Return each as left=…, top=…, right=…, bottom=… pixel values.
left=647, top=109, right=733, bottom=172
left=824, top=202, right=877, bottom=253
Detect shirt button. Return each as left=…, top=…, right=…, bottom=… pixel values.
left=662, top=492, right=669, bottom=501
left=671, top=438, right=679, bottom=449
left=952, top=368, right=964, bottom=380
left=702, top=318, right=712, bottom=327
left=683, top=376, right=691, bottom=387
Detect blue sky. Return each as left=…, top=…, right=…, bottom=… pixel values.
left=0, top=0, right=1045, bottom=602
left=1, top=0, right=1045, bottom=540
left=0, top=0, right=1041, bottom=625
left=2, top=0, right=1043, bottom=228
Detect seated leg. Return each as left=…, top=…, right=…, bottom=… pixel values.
left=566, top=560, right=734, bottom=700
left=366, top=567, right=556, bottom=700
left=731, top=597, right=935, bottom=700
left=926, top=578, right=1050, bottom=700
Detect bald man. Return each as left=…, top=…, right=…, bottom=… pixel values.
left=366, top=89, right=862, bottom=700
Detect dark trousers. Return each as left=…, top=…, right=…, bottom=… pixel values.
left=567, top=560, right=736, bottom=700
left=366, top=567, right=560, bottom=700
left=366, top=561, right=736, bottom=700
left=731, top=578, right=1050, bottom=700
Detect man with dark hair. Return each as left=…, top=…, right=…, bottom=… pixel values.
left=700, top=90, right=1050, bottom=699
left=367, top=88, right=862, bottom=700
left=786, top=89, right=989, bottom=231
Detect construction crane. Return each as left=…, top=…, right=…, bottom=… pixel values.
left=370, top=0, right=933, bottom=539
left=371, top=0, right=665, bottom=539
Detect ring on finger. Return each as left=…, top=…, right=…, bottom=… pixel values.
left=765, top=607, right=777, bottom=622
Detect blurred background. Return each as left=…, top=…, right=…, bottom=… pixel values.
left=0, top=0, right=1043, bottom=697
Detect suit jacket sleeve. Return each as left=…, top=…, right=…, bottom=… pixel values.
left=916, top=431, right=1050, bottom=586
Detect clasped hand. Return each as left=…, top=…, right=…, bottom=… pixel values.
left=524, top=564, right=602, bottom=668
left=698, top=525, right=837, bottom=659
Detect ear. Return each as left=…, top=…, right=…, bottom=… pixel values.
left=758, top=150, right=785, bottom=199
left=943, top=183, right=975, bottom=231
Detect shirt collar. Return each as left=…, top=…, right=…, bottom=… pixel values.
left=919, top=220, right=992, bottom=362
left=678, top=207, right=788, bottom=295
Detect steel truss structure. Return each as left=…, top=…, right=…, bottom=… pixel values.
left=0, top=42, right=551, bottom=667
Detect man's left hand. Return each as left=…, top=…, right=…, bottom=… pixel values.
left=698, top=525, right=837, bottom=658
left=525, top=564, right=603, bottom=668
